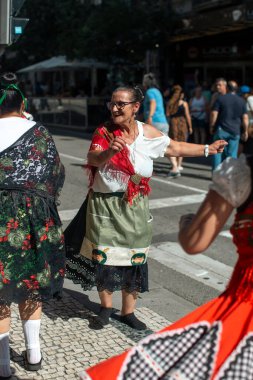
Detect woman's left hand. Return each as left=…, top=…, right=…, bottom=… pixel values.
left=146, top=117, right=152, bottom=125
left=179, top=213, right=195, bottom=231
left=209, top=140, right=227, bottom=154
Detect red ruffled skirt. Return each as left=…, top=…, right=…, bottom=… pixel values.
left=79, top=202, right=253, bottom=379
left=80, top=257, right=253, bottom=380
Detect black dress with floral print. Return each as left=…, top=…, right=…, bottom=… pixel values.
left=0, top=123, right=65, bottom=304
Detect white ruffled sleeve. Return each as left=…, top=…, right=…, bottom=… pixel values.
left=209, top=154, right=252, bottom=208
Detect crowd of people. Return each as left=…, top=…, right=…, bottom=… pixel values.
left=141, top=73, right=252, bottom=175
left=1, top=69, right=253, bottom=380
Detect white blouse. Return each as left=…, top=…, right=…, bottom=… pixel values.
left=0, top=117, right=36, bottom=152
left=92, top=121, right=170, bottom=193
left=210, top=154, right=251, bottom=208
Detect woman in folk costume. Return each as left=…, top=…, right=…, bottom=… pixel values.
left=65, top=85, right=226, bottom=331
left=79, top=153, right=253, bottom=380
left=0, top=72, right=65, bottom=378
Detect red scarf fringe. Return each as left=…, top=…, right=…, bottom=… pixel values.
left=84, top=123, right=151, bottom=204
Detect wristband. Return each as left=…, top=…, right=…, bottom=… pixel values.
left=204, top=144, right=209, bottom=157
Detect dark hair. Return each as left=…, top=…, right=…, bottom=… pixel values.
left=113, top=86, right=144, bottom=103
left=227, top=80, right=238, bottom=93
left=167, top=84, right=183, bottom=115
left=215, top=77, right=227, bottom=85
left=0, top=72, right=25, bottom=114
left=143, top=73, right=158, bottom=89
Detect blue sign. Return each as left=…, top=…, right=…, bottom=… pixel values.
left=14, top=26, right=22, bottom=34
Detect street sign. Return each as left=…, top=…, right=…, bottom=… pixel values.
left=11, top=16, right=29, bottom=42
left=0, top=0, right=11, bottom=45
left=0, top=0, right=29, bottom=46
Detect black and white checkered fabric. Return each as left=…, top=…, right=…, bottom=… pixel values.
left=215, top=333, right=253, bottom=380
left=119, top=321, right=220, bottom=380
left=163, top=322, right=220, bottom=379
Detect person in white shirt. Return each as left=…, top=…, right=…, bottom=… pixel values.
left=65, top=85, right=227, bottom=331
left=189, top=86, right=208, bottom=144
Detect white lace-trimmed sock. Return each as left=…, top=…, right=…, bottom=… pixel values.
left=22, top=320, right=41, bottom=364
left=0, top=331, right=11, bottom=377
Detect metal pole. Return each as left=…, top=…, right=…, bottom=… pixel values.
left=0, top=0, right=11, bottom=45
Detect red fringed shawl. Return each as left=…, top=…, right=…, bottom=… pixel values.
left=85, top=123, right=151, bottom=204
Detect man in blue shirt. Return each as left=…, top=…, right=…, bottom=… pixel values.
left=210, top=81, right=248, bottom=170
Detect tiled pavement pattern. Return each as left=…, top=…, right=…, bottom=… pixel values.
left=8, top=292, right=170, bottom=380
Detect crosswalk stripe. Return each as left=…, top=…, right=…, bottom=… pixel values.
left=151, top=176, right=207, bottom=194
left=149, top=241, right=233, bottom=292
left=219, top=230, right=232, bottom=238
left=60, top=153, right=84, bottom=162
left=59, top=195, right=206, bottom=221
left=58, top=195, right=233, bottom=241
left=149, top=194, right=206, bottom=209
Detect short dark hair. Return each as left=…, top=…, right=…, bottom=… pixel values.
left=215, top=77, right=227, bottom=85
left=227, top=81, right=238, bottom=92
left=113, top=86, right=144, bottom=103
left=0, top=72, right=25, bottom=114
left=143, top=73, right=159, bottom=89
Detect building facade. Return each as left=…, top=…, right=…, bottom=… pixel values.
left=166, top=0, right=253, bottom=90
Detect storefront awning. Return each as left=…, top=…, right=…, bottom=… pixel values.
left=17, top=56, right=110, bottom=73
left=170, top=3, right=253, bottom=42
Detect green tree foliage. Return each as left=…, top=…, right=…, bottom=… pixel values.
left=3, top=0, right=172, bottom=70
left=77, top=0, right=171, bottom=62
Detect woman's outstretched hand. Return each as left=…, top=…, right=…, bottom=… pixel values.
left=209, top=140, right=228, bottom=155
left=179, top=213, right=195, bottom=231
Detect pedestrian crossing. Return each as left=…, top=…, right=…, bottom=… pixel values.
left=59, top=193, right=234, bottom=295
left=58, top=150, right=233, bottom=296
left=149, top=241, right=232, bottom=292
left=59, top=194, right=206, bottom=221
left=59, top=194, right=232, bottom=240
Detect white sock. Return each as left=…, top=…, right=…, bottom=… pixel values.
left=22, top=320, right=41, bottom=364
left=0, top=331, right=11, bottom=377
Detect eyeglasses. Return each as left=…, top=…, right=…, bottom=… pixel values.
left=106, top=101, right=136, bottom=110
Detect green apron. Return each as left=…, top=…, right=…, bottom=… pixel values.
left=80, top=191, right=153, bottom=266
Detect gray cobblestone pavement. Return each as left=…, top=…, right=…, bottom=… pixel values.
left=8, top=291, right=170, bottom=380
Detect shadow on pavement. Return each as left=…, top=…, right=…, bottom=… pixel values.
left=178, top=172, right=211, bottom=181
left=43, top=288, right=154, bottom=344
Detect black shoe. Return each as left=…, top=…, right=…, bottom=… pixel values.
left=167, top=171, right=181, bottom=178
left=93, top=307, right=113, bottom=327
left=0, top=375, right=12, bottom=379
left=24, top=351, right=42, bottom=371
left=120, top=313, right=147, bottom=330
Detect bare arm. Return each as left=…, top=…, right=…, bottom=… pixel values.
left=241, top=113, right=249, bottom=142
left=242, top=113, right=249, bottom=130
left=146, top=99, right=156, bottom=125
left=183, top=101, right=192, bottom=134
left=179, top=190, right=234, bottom=254
left=165, top=138, right=227, bottom=158
left=142, top=123, right=227, bottom=156
left=209, top=110, right=218, bottom=135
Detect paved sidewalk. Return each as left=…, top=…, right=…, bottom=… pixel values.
left=8, top=291, right=170, bottom=380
